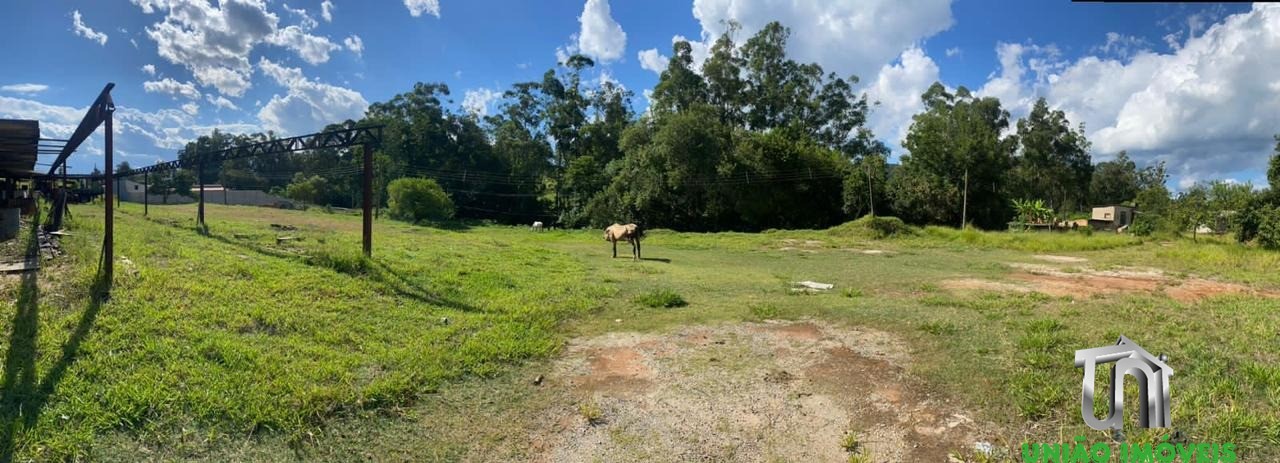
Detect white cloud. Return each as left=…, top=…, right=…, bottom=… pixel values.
left=576, top=0, right=627, bottom=63
left=980, top=4, right=1280, bottom=183
left=637, top=48, right=669, bottom=74
left=72, top=10, right=109, bottom=46
left=257, top=58, right=369, bottom=135
left=321, top=0, right=335, bottom=22
left=462, top=88, right=502, bottom=116
left=344, top=35, right=364, bottom=57
left=141, top=64, right=157, bottom=75
left=139, top=0, right=278, bottom=97
left=143, top=77, right=203, bottom=100
left=266, top=25, right=341, bottom=65
left=680, top=0, right=953, bottom=78
left=944, top=47, right=961, bottom=58
left=865, top=47, right=941, bottom=154
left=1093, top=32, right=1151, bottom=60
left=135, top=0, right=343, bottom=97
left=282, top=3, right=318, bottom=30
left=181, top=102, right=200, bottom=116
left=1, top=83, right=49, bottom=95
left=206, top=94, right=240, bottom=111
left=404, top=0, right=440, bottom=18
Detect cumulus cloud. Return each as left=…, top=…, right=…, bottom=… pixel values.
left=678, top=0, right=953, bottom=78
left=1, top=83, right=50, bottom=95
left=257, top=58, right=369, bottom=135
left=135, top=0, right=343, bottom=97
left=344, top=35, right=363, bottom=57
left=979, top=4, right=1280, bottom=184
left=1092, top=32, right=1151, bottom=60
left=462, top=88, right=502, bottom=116
left=144, top=78, right=203, bottom=100
left=206, top=94, right=240, bottom=111
left=72, top=10, right=109, bottom=46
left=576, top=0, right=627, bottom=63
left=181, top=102, right=200, bottom=116
left=141, top=64, right=157, bottom=75
left=282, top=3, right=318, bottom=30
left=266, top=25, right=341, bottom=65
left=864, top=47, right=941, bottom=154
left=404, top=0, right=440, bottom=18
left=321, top=0, right=335, bottom=22
left=637, top=48, right=669, bottom=74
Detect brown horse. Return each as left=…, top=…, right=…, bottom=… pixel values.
left=603, top=223, right=643, bottom=260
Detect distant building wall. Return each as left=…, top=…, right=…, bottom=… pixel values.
left=117, top=179, right=290, bottom=207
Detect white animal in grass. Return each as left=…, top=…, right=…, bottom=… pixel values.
left=531, top=221, right=544, bottom=232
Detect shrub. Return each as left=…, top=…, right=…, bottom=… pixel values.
left=828, top=215, right=914, bottom=239
left=634, top=288, right=687, bottom=308
left=1258, top=206, right=1280, bottom=250
left=387, top=178, right=454, bottom=223
left=1129, top=213, right=1158, bottom=236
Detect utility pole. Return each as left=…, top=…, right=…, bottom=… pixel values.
left=865, top=158, right=875, bottom=217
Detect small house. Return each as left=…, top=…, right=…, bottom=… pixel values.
left=1089, top=205, right=1136, bottom=232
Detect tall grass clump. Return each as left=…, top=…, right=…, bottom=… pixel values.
left=827, top=215, right=915, bottom=239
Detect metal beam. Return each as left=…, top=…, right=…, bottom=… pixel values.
left=48, top=83, right=115, bottom=176
left=120, top=124, right=384, bottom=177
left=104, top=109, right=114, bottom=286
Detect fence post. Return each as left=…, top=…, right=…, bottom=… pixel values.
left=197, top=161, right=205, bottom=227
left=104, top=111, right=114, bottom=285
left=144, top=171, right=149, bottom=216
left=362, top=144, right=372, bottom=257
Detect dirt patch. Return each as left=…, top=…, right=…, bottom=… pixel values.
left=531, top=321, right=985, bottom=462
left=945, top=264, right=1273, bottom=303
left=775, top=239, right=825, bottom=252
left=941, top=278, right=1031, bottom=294
left=1164, top=279, right=1255, bottom=303
left=1031, top=254, right=1087, bottom=263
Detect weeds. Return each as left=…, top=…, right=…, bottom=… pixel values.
left=634, top=288, right=687, bottom=308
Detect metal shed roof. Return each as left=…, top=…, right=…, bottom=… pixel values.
left=0, top=119, right=39, bottom=178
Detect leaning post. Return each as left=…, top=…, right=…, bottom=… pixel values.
left=362, top=143, right=372, bottom=257
left=103, top=106, right=114, bottom=284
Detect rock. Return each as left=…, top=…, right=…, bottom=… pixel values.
left=793, top=281, right=834, bottom=290
left=533, top=375, right=544, bottom=386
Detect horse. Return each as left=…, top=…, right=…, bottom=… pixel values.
left=531, top=221, right=544, bottom=232
left=603, top=223, right=643, bottom=260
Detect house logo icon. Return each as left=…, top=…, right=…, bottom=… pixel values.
left=1073, top=336, right=1174, bottom=431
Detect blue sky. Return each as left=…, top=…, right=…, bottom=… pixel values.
left=1, top=0, right=1275, bottom=190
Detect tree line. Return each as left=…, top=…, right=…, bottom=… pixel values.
left=114, top=21, right=1280, bottom=246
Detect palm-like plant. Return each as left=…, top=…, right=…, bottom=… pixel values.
left=1012, top=198, right=1054, bottom=224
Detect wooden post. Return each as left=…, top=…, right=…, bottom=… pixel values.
left=197, top=162, right=205, bottom=226
left=104, top=112, right=114, bottom=284
left=362, top=144, right=372, bottom=257
left=961, top=167, right=969, bottom=229
left=143, top=171, right=149, bottom=216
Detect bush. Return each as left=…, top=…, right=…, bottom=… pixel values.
left=1129, top=213, right=1158, bottom=236
left=1258, top=206, right=1280, bottom=250
left=827, top=215, right=914, bottom=239
left=387, top=178, right=454, bottom=223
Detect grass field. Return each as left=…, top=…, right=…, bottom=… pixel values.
left=2, top=202, right=1278, bottom=461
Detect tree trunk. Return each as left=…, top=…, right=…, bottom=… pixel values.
left=866, top=160, right=875, bottom=217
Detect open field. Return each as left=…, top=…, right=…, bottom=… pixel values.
left=2, top=203, right=1279, bottom=461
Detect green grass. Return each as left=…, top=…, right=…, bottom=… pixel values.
left=2, top=203, right=1279, bottom=460
left=634, top=288, right=687, bottom=308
